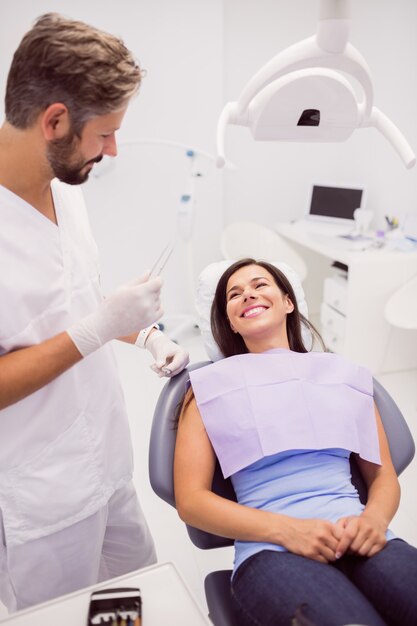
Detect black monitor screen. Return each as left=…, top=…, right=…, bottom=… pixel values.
left=310, top=185, right=363, bottom=220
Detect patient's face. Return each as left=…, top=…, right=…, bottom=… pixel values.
left=225, top=264, right=294, bottom=348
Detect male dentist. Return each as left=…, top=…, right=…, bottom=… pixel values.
left=0, top=13, right=188, bottom=611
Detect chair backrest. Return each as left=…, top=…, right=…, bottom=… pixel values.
left=221, top=221, right=308, bottom=282
left=352, top=376, right=415, bottom=502
left=149, top=362, right=235, bottom=549
left=148, top=361, right=415, bottom=548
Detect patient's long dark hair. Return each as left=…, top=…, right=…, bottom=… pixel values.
left=211, top=258, right=324, bottom=357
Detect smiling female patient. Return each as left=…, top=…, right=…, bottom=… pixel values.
left=174, top=258, right=417, bottom=626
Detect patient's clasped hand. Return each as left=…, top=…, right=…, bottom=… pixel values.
left=174, top=257, right=417, bottom=626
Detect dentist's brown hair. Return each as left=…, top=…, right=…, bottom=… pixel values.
left=5, top=13, right=143, bottom=134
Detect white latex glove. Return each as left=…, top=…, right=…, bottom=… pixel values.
left=68, top=271, right=163, bottom=357
left=145, top=330, right=189, bottom=377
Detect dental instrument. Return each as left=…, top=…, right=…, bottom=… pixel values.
left=216, top=0, right=416, bottom=169
left=149, top=241, right=175, bottom=278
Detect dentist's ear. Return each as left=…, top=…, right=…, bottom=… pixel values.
left=41, top=103, right=71, bottom=140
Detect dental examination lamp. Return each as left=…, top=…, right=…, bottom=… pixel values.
left=216, top=0, right=416, bottom=169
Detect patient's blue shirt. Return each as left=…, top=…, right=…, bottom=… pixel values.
left=188, top=351, right=393, bottom=575
left=230, top=447, right=394, bottom=576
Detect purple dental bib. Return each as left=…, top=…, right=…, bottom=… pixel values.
left=189, top=349, right=380, bottom=478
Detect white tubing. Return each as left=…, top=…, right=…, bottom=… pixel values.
left=118, top=137, right=236, bottom=170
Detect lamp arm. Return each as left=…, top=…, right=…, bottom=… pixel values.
left=319, top=0, right=351, bottom=20
left=235, top=36, right=373, bottom=119
left=317, top=0, right=352, bottom=52
left=369, top=108, right=416, bottom=169
left=216, top=102, right=243, bottom=168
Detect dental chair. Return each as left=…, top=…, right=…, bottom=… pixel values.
left=148, top=259, right=415, bottom=626
left=149, top=365, right=415, bottom=626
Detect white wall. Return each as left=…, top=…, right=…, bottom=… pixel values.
left=222, top=0, right=417, bottom=230
left=0, top=0, right=224, bottom=317
left=2, top=0, right=415, bottom=306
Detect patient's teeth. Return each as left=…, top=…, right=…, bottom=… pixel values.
left=243, top=306, right=266, bottom=318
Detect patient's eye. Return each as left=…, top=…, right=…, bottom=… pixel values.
left=228, top=291, right=240, bottom=300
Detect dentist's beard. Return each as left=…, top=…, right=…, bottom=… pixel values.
left=47, top=132, right=103, bottom=185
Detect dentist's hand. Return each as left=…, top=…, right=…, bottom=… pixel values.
left=68, top=271, right=163, bottom=357
left=145, top=330, right=189, bottom=377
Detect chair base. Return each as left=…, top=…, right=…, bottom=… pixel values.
left=205, top=570, right=239, bottom=626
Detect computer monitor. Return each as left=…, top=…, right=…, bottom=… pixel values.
left=306, top=184, right=364, bottom=224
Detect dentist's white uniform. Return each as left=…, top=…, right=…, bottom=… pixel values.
left=0, top=180, right=156, bottom=611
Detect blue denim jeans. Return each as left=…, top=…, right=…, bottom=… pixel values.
left=231, top=539, right=417, bottom=626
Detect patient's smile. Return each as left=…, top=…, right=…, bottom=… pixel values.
left=242, top=305, right=268, bottom=318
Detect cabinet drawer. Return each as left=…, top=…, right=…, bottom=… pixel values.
left=322, top=328, right=345, bottom=354
left=320, top=302, right=346, bottom=338
left=323, top=276, right=348, bottom=315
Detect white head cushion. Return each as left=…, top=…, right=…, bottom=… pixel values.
left=195, top=259, right=312, bottom=361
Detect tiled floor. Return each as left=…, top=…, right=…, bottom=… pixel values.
left=1, top=329, right=416, bottom=619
